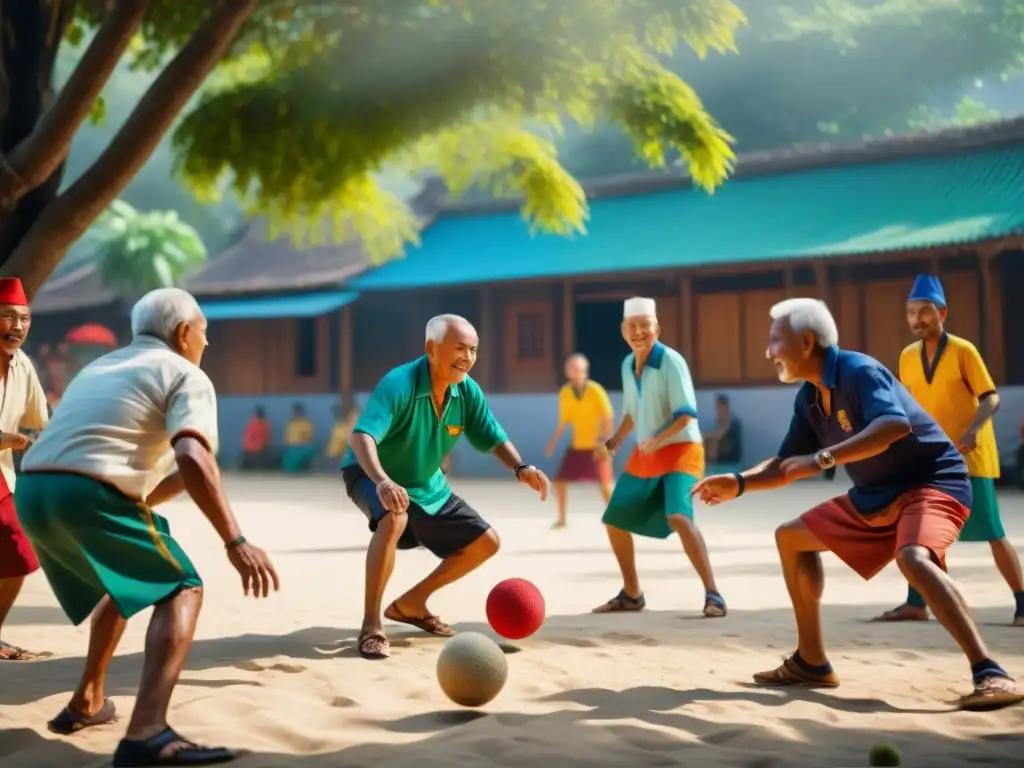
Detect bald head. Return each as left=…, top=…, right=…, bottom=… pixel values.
left=564, top=352, right=589, bottom=386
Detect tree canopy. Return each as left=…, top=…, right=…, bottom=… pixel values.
left=0, top=0, right=749, bottom=296
left=559, top=0, right=1024, bottom=177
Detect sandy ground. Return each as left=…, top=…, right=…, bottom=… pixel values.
left=1, top=474, right=1023, bottom=767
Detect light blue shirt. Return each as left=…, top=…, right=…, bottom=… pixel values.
left=621, top=342, right=701, bottom=445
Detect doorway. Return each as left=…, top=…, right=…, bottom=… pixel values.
left=574, top=300, right=628, bottom=391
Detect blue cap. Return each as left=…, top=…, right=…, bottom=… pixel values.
left=908, top=274, right=946, bottom=308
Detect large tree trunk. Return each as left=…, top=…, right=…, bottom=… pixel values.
left=0, top=0, right=259, bottom=299
left=0, top=1, right=77, bottom=270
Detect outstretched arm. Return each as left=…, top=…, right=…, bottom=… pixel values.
left=606, top=414, right=635, bottom=453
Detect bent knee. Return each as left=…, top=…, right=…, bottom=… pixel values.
left=476, top=528, right=500, bottom=558
left=375, top=512, right=408, bottom=539
left=774, top=519, right=815, bottom=551
left=668, top=513, right=697, bottom=532
left=895, top=544, right=933, bottom=573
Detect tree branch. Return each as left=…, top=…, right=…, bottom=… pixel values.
left=0, top=0, right=146, bottom=211
left=4, top=0, right=258, bottom=297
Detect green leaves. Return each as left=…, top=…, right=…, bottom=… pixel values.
left=90, top=199, right=209, bottom=297
left=158, top=0, right=741, bottom=260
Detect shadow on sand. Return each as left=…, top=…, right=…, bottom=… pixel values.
left=4, top=682, right=1024, bottom=767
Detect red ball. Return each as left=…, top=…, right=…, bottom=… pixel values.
left=486, top=578, right=546, bottom=640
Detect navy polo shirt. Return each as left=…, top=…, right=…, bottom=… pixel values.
left=777, top=346, right=971, bottom=514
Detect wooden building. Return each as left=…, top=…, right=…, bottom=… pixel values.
left=47, top=118, right=1019, bottom=409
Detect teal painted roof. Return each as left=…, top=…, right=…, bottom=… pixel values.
left=350, top=145, right=1024, bottom=290
left=201, top=289, right=358, bottom=320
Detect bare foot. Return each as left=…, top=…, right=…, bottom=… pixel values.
left=871, top=604, right=929, bottom=622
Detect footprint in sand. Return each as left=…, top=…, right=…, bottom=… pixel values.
left=544, top=636, right=599, bottom=648
left=331, top=696, right=359, bottom=708
left=890, top=649, right=924, bottom=662
left=600, top=631, right=660, bottom=647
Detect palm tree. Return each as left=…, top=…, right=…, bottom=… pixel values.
left=89, top=199, right=208, bottom=298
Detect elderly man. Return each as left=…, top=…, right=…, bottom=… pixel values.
left=544, top=352, right=615, bottom=528
left=342, top=313, right=549, bottom=659
left=875, top=275, right=1024, bottom=626
left=0, top=278, right=50, bottom=661
left=593, top=297, right=726, bottom=618
left=693, top=297, right=1021, bottom=711
left=18, top=288, right=279, bottom=766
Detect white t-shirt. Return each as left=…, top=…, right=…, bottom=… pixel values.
left=0, top=349, right=49, bottom=491
left=22, top=336, right=219, bottom=501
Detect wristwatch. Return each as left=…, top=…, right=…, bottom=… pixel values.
left=514, top=463, right=534, bottom=480
left=815, top=449, right=836, bottom=470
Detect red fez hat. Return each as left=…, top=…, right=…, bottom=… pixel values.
left=0, top=278, right=27, bottom=306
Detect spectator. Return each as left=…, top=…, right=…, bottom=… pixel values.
left=240, top=406, right=273, bottom=470
left=281, top=402, right=315, bottom=473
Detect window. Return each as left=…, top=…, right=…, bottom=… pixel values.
left=294, top=317, right=318, bottom=378
left=515, top=310, right=546, bottom=361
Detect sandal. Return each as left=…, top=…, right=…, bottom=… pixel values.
left=0, top=640, right=40, bottom=660
left=384, top=601, right=456, bottom=636
left=113, top=727, right=235, bottom=766
left=703, top=591, right=727, bottom=618
left=752, top=655, right=840, bottom=688
left=48, top=698, right=117, bottom=735
left=357, top=632, right=391, bottom=659
left=958, top=676, right=1024, bottom=712
left=592, top=589, right=646, bottom=613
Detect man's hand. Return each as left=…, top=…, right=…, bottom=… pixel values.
left=691, top=474, right=740, bottom=506
left=957, top=429, right=978, bottom=455
left=544, top=439, right=557, bottom=458
left=593, top=442, right=613, bottom=461
left=638, top=436, right=660, bottom=454
left=376, top=479, right=410, bottom=515
left=517, top=466, right=550, bottom=501
left=778, top=454, right=821, bottom=482
left=226, top=540, right=280, bottom=598
left=0, top=432, right=31, bottom=452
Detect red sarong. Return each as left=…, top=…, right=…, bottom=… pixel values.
left=0, top=471, right=39, bottom=579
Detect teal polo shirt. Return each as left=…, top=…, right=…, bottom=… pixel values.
left=341, top=356, right=508, bottom=514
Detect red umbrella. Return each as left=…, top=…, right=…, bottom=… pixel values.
left=65, top=323, right=117, bottom=347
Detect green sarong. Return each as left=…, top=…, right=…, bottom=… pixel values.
left=15, top=472, right=202, bottom=626
left=959, top=476, right=1004, bottom=542
left=281, top=444, right=316, bottom=473
left=601, top=471, right=699, bottom=539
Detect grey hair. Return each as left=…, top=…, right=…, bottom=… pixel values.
left=425, top=313, right=474, bottom=343
left=769, top=298, right=839, bottom=348
left=130, top=288, right=204, bottom=343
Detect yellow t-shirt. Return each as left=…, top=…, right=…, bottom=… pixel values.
left=284, top=417, right=314, bottom=446
left=898, top=333, right=999, bottom=478
left=558, top=380, right=614, bottom=450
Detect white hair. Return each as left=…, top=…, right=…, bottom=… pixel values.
left=425, top=313, right=474, bottom=343
left=769, top=298, right=839, bottom=348
left=130, top=288, right=204, bottom=343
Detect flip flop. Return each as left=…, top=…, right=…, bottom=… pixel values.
left=752, top=655, right=841, bottom=688
left=48, top=698, right=117, bottom=735
left=384, top=601, right=456, bottom=636
left=357, top=632, right=391, bottom=659
left=113, top=727, right=235, bottom=766
left=0, top=640, right=41, bottom=660
left=958, top=676, right=1024, bottom=712
left=592, top=589, right=646, bottom=613
left=703, top=591, right=727, bottom=618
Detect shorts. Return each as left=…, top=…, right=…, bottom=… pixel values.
left=342, top=467, right=491, bottom=559
left=601, top=471, right=699, bottom=539
left=0, top=474, right=39, bottom=579
left=959, top=477, right=1004, bottom=542
left=15, top=472, right=203, bottom=626
left=556, top=449, right=613, bottom=484
left=801, top=487, right=969, bottom=581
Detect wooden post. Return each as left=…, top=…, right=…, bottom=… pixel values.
left=813, top=261, right=831, bottom=306
left=561, top=280, right=575, bottom=358
left=339, top=304, right=354, bottom=409
left=678, top=275, right=694, bottom=360
left=478, top=287, right=494, bottom=389
left=978, top=246, right=1005, bottom=384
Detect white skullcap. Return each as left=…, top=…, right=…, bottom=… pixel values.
left=623, top=296, right=656, bottom=319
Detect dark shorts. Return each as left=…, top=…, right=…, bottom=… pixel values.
left=556, top=449, right=613, bottom=484
left=342, top=467, right=491, bottom=559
